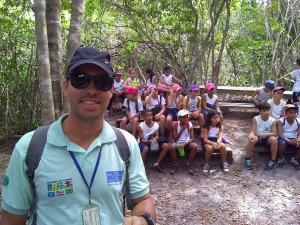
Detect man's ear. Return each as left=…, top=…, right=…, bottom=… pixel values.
left=62, top=79, right=68, bottom=93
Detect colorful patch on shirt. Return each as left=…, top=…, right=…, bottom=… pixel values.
left=2, top=176, right=9, bottom=187
left=106, top=171, right=123, bottom=184
left=47, top=178, right=73, bottom=197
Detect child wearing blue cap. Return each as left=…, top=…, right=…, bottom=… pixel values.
left=251, top=80, right=275, bottom=106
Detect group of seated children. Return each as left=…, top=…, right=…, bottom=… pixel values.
left=137, top=109, right=229, bottom=175
left=113, top=65, right=300, bottom=174
left=244, top=102, right=300, bottom=171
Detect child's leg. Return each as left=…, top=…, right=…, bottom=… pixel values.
left=169, top=143, right=178, bottom=164
left=204, top=144, right=213, bottom=164
left=267, top=136, right=278, bottom=160
left=188, top=142, right=198, bottom=164
left=158, top=114, right=166, bottom=135
left=219, top=143, right=227, bottom=163
left=198, top=113, right=205, bottom=128
left=120, top=117, right=128, bottom=130
left=141, top=146, right=150, bottom=162
left=245, top=139, right=258, bottom=158
left=294, top=148, right=300, bottom=159
left=166, top=115, right=174, bottom=141
left=131, top=117, right=139, bottom=138
left=156, top=143, right=169, bottom=164
left=277, top=142, right=286, bottom=158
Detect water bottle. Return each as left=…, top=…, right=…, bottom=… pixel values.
left=178, top=145, right=185, bottom=157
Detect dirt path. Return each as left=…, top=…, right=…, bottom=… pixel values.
left=148, top=116, right=300, bottom=225
left=1, top=114, right=300, bottom=224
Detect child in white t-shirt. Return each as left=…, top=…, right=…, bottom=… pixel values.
left=277, top=104, right=300, bottom=169
left=183, top=84, right=205, bottom=127
left=138, top=110, right=169, bottom=173
left=145, top=85, right=166, bottom=136
left=267, top=86, right=286, bottom=119
left=121, top=87, right=144, bottom=138
left=244, top=102, right=278, bottom=171
left=201, top=82, right=221, bottom=116
left=158, top=65, right=181, bottom=95
left=202, top=110, right=230, bottom=174
left=169, top=110, right=198, bottom=175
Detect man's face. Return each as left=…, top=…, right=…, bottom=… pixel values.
left=63, top=64, right=113, bottom=123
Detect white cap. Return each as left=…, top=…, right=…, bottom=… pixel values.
left=178, top=109, right=190, bottom=118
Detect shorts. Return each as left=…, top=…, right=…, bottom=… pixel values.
left=278, top=138, right=299, bottom=151
left=139, top=140, right=167, bottom=152
left=166, top=108, right=178, bottom=121
left=202, top=103, right=216, bottom=116
left=208, top=137, right=230, bottom=144
left=255, top=137, right=270, bottom=147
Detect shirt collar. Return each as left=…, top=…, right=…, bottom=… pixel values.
left=47, top=114, right=117, bottom=148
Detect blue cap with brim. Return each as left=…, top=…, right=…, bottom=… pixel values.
left=264, top=80, right=275, bottom=90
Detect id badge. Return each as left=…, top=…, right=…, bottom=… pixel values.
left=82, top=204, right=100, bottom=225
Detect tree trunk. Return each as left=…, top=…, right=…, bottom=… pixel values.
left=62, top=0, right=85, bottom=113
left=46, top=0, right=63, bottom=118
left=212, top=0, right=231, bottom=86
left=33, top=0, right=55, bottom=125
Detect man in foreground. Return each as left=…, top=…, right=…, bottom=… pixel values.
left=1, top=47, right=156, bottom=225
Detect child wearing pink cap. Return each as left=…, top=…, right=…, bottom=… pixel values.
left=123, top=68, right=146, bottom=99
left=201, top=82, right=221, bottom=116
left=267, top=86, right=286, bottom=119
left=165, top=84, right=184, bottom=141
left=121, top=87, right=144, bottom=138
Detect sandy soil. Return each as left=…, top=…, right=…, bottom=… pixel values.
left=0, top=111, right=300, bottom=224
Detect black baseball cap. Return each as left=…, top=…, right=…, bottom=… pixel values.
left=66, top=47, right=114, bottom=77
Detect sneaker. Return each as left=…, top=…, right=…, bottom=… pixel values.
left=154, top=163, right=166, bottom=173
left=243, top=158, right=253, bottom=170
left=186, top=164, right=194, bottom=175
left=223, top=162, right=230, bottom=173
left=202, top=164, right=210, bottom=174
left=265, top=160, right=277, bottom=171
left=170, top=164, right=178, bottom=175
left=290, top=158, right=300, bottom=169
left=277, top=157, right=285, bottom=168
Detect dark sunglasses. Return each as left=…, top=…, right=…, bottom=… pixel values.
left=69, top=73, right=113, bottom=91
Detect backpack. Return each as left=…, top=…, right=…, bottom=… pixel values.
left=282, top=118, right=299, bottom=126
left=175, top=121, right=190, bottom=132
left=25, top=125, right=132, bottom=223
left=150, top=93, right=163, bottom=116
left=127, top=98, right=139, bottom=113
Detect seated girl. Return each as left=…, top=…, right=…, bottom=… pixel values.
left=202, top=110, right=230, bottom=174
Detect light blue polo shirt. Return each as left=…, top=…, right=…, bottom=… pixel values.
left=1, top=115, right=149, bottom=225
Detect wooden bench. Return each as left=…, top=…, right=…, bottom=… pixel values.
left=199, top=85, right=292, bottom=100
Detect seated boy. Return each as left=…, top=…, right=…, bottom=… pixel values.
left=138, top=110, right=169, bottom=173
left=277, top=104, right=300, bottom=169
left=169, top=110, right=198, bottom=175
left=121, top=87, right=144, bottom=138
left=267, top=86, right=286, bottom=119
left=183, top=84, right=205, bottom=127
left=251, top=80, right=275, bottom=106
left=244, top=102, right=278, bottom=171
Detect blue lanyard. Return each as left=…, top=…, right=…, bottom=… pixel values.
left=69, top=146, right=102, bottom=204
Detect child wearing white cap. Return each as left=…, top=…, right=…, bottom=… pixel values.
left=169, top=110, right=198, bottom=175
